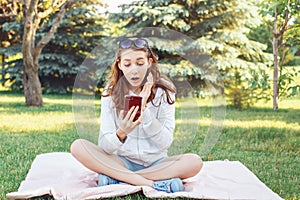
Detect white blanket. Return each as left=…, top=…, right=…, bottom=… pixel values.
left=6, top=152, right=283, bottom=200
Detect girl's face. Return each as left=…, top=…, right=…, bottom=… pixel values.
left=118, top=48, right=152, bottom=91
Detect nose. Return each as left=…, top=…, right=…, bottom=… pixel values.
left=130, top=65, right=139, bottom=74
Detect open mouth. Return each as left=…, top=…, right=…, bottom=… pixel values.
left=131, top=77, right=139, bottom=81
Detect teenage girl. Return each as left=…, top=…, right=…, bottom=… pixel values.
left=70, top=38, right=203, bottom=193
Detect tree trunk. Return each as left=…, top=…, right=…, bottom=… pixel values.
left=272, top=36, right=279, bottom=110
left=22, top=0, right=43, bottom=106
left=21, top=0, right=73, bottom=106
left=23, top=62, right=43, bottom=106
left=272, top=7, right=279, bottom=110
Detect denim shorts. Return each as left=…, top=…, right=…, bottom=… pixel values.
left=117, top=155, right=165, bottom=172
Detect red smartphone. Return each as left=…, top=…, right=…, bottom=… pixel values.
left=124, top=95, right=142, bottom=121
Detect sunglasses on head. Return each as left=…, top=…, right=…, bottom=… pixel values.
left=119, top=38, right=148, bottom=49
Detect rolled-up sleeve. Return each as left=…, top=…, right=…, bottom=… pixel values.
left=98, top=96, right=123, bottom=154
left=142, top=91, right=175, bottom=150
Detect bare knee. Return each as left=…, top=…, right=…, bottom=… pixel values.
left=70, top=138, right=88, bottom=158
left=182, top=153, right=203, bottom=177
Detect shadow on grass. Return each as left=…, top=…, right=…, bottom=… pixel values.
left=0, top=101, right=72, bottom=113
left=224, top=106, right=300, bottom=125
left=0, top=98, right=73, bottom=114
left=0, top=92, right=103, bottom=115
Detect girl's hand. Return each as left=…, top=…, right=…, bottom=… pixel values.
left=118, top=106, right=142, bottom=136
left=140, top=72, right=153, bottom=110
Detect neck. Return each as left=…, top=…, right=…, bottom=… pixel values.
left=130, top=86, right=141, bottom=95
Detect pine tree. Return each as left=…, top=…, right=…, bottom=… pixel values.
left=37, top=0, right=107, bottom=93
left=0, top=0, right=23, bottom=90
left=0, top=0, right=107, bottom=95
left=109, top=0, right=272, bottom=108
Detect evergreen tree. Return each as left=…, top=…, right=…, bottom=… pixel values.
left=0, top=0, right=106, bottom=95
left=37, top=0, right=107, bottom=93
left=108, top=0, right=272, bottom=108
left=0, top=0, right=23, bottom=90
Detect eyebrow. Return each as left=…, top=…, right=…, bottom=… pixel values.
left=123, top=57, right=145, bottom=61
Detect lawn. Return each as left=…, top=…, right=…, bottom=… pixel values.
left=0, top=92, right=299, bottom=199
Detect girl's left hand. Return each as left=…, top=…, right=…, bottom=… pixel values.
left=118, top=106, right=142, bottom=135
left=140, top=72, right=153, bottom=110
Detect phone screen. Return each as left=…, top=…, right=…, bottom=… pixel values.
left=124, top=95, right=142, bottom=121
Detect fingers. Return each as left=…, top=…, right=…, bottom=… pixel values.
left=129, top=106, right=140, bottom=122
left=123, top=106, right=136, bottom=120
left=119, top=110, right=125, bottom=120
left=147, top=72, right=153, bottom=83
left=134, top=111, right=143, bottom=125
left=142, top=80, right=153, bottom=93
left=123, top=106, right=139, bottom=121
left=142, top=83, right=151, bottom=94
left=118, top=106, right=141, bottom=134
left=146, top=73, right=153, bottom=89
left=140, top=73, right=153, bottom=96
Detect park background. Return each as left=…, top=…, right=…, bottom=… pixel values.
left=0, top=0, right=299, bottom=199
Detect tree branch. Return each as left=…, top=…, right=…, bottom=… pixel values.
left=27, top=0, right=38, bottom=18
left=269, top=38, right=273, bottom=44
left=0, top=0, right=20, bottom=17
left=285, top=23, right=300, bottom=31
left=273, top=6, right=278, bottom=37
left=37, top=0, right=66, bottom=19
left=31, top=5, right=40, bottom=50
left=279, top=0, right=291, bottom=36
left=33, top=0, right=74, bottom=67
left=267, top=24, right=273, bottom=32
left=279, top=48, right=287, bottom=67
left=278, top=41, right=288, bottom=50
left=22, top=0, right=38, bottom=63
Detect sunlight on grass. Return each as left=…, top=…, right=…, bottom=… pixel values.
left=0, top=95, right=73, bottom=134
left=254, top=96, right=300, bottom=109
left=176, top=118, right=300, bottom=132
left=1, top=113, right=74, bottom=133
left=0, top=94, right=101, bottom=134
left=44, top=98, right=75, bottom=105
left=224, top=119, right=299, bottom=130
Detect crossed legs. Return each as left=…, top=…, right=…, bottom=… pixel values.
left=70, top=139, right=203, bottom=187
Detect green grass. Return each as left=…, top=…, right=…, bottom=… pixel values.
left=0, top=92, right=299, bottom=199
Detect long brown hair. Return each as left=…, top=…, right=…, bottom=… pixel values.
left=102, top=40, right=176, bottom=112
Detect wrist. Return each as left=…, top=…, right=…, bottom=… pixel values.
left=116, top=128, right=127, bottom=143
left=142, top=101, right=147, bottom=111
left=142, top=104, right=147, bottom=111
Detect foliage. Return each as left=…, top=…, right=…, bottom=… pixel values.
left=107, top=0, right=273, bottom=108
left=248, top=22, right=273, bottom=53
left=258, top=0, right=300, bottom=109
left=37, top=1, right=107, bottom=94
left=0, top=0, right=22, bottom=47
left=281, top=66, right=300, bottom=97
left=2, top=1, right=298, bottom=108
left=0, top=1, right=23, bottom=90
left=0, top=0, right=107, bottom=94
